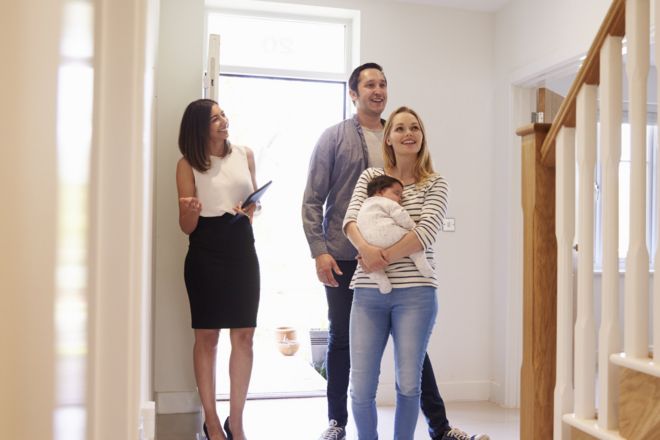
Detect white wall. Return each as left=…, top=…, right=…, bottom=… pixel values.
left=153, top=0, right=206, bottom=412
left=490, top=0, right=613, bottom=406
left=154, top=0, right=496, bottom=411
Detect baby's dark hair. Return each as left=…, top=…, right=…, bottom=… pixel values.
left=367, top=175, right=403, bottom=197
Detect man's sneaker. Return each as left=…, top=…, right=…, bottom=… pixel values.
left=318, top=419, right=346, bottom=440
left=442, top=427, right=491, bottom=440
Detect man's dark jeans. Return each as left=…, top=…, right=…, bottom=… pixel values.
left=324, top=259, right=451, bottom=438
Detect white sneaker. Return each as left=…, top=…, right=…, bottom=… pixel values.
left=442, top=427, right=490, bottom=440
left=318, top=419, right=346, bottom=440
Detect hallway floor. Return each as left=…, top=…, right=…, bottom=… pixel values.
left=156, top=398, right=519, bottom=439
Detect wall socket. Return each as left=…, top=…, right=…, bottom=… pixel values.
left=442, top=217, right=455, bottom=232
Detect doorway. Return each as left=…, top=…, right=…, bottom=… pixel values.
left=214, top=73, right=346, bottom=398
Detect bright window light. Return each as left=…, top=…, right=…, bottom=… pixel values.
left=55, top=1, right=93, bottom=439
left=218, top=74, right=345, bottom=331
left=207, top=12, right=346, bottom=73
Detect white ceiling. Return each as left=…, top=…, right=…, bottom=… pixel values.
left=393, top=0, right=512, bottom=13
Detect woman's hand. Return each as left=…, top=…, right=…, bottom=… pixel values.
left=179, top=196, right=202, bottom=216
left=344, top=221, right=389, bottom=273
left=357, top=243, right=389, bottom=273
left=234, top=201, right=257, bottom=223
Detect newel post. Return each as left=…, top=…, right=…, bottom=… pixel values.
left=517, top=123, right=557, bottom=440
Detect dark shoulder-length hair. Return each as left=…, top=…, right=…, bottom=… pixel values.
left=177, top=98, right=231, bottom=172
left=382, top=106, right=435, bottom=184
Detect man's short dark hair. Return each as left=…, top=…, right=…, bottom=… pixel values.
left=367, top=175, right=403, bottom=197
left=348, top=62, right=385, bottom=95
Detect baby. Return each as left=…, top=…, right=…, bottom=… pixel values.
left=356, top=174, right=433, bottom=294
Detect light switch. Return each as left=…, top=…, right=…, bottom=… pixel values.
left=442, top=217, right=455, bottom=232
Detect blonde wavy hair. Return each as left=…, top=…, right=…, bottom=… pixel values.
left=382, top=106, right=435, bottom=184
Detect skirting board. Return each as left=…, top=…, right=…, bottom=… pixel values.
left=489, top=381, right=504, bottom=405
left=376, top=380, right=491, bottom=406
left=156, top=391, right=201, bottom=414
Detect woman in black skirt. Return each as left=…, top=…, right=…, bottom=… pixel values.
left=176, top=99, right=260, bottom=440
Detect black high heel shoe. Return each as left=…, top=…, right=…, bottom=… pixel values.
left=223, top=417, right=233, bottom=440
left=203, top=423, right=209, bottom=439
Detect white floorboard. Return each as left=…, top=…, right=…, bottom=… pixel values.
left=156, top=397, right=519, bottom=439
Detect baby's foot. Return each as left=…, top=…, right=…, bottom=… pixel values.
left=377, top=282, right=392, bottom=294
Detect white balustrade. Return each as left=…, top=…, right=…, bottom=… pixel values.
left=574, top=84, right=598, bottom=420
left=654, top=0, right=660, bottom=365
left=552, top=1, right=660, bottom=438
left=554, top=126, right=576, bottom=440
left=597, top=34, right=623, bottom=431
left=623, top=0, right=650, bottom=359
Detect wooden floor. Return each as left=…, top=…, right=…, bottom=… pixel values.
left=156, top=398, right=519, bottom=439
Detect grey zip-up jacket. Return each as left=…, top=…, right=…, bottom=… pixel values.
left=302, top=115, right=379, bottom=260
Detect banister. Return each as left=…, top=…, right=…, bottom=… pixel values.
left=539, top=0, right=626, bottom=167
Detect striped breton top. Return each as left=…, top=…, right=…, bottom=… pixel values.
left=343, top=167, right=449, bottom=289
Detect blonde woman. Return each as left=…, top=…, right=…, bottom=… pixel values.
left=343, top=106, right=447, bottom=440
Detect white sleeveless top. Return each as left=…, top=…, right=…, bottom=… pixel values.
left=192, top=145, right=253, bottom=217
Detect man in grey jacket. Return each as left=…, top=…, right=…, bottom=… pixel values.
left=302, top=62, right=488, bottom=440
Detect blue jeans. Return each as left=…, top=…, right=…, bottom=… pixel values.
left=349, top=286, right=438, bottom=440
left=325, top=261, right=450, bottom=438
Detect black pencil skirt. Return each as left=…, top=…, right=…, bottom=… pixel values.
left=184, top=214, right=260, bottom=329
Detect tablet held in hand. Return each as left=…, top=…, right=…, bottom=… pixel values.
left=242, top=180, right=273, bottom=208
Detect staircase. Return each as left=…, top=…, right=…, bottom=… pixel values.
left=516, top=0, right=660, bottom=438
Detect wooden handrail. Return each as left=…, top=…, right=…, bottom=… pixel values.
left=539, top=0, right=625, bottom=167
